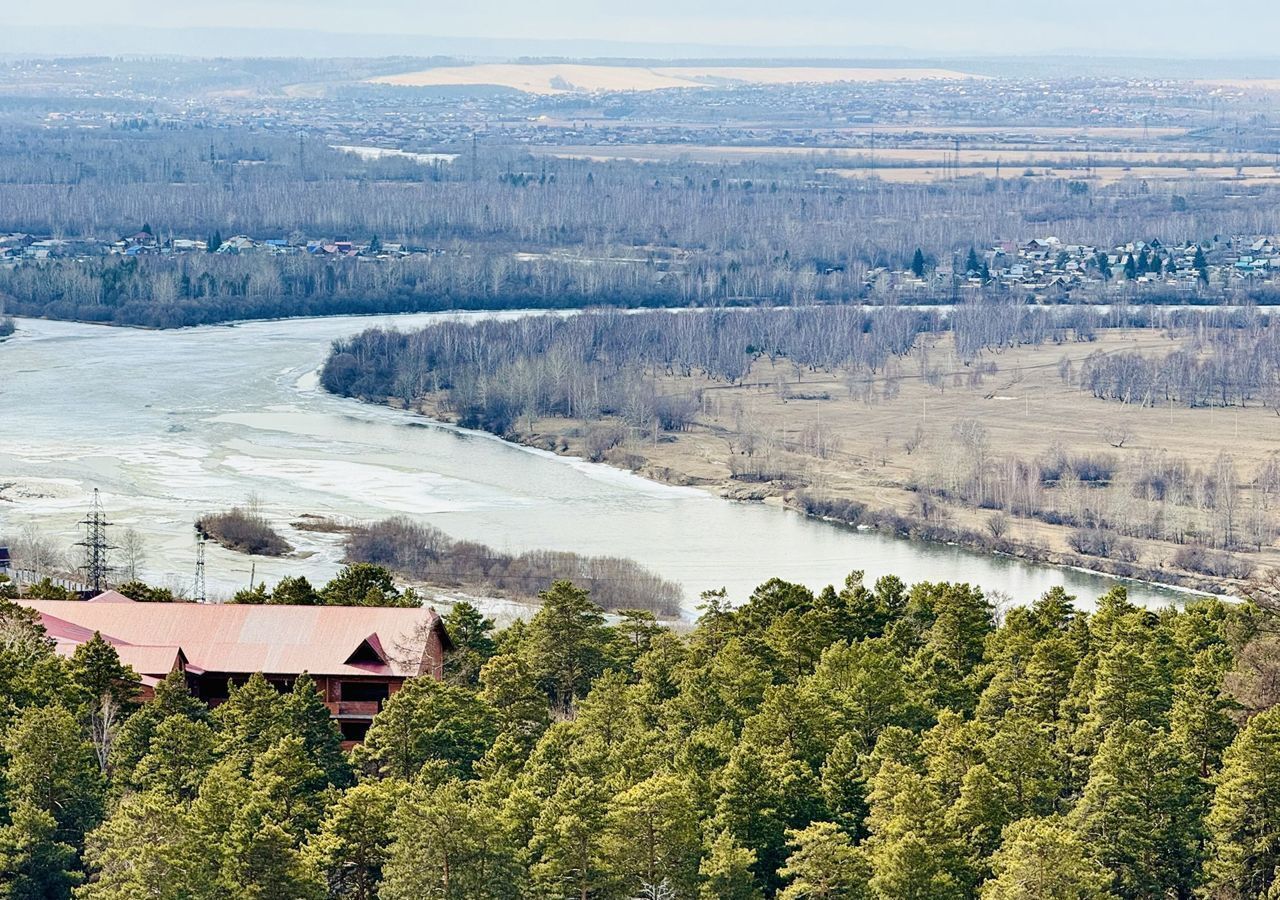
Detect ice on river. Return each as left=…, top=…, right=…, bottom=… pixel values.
left=0, top=313, right=1193, bottom=616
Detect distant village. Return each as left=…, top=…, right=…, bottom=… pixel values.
left=4, top=228, right=1280, bottom=302
left=0, top=228, right=431, bottom=263
left=870, top=234, right=1280, bottom=296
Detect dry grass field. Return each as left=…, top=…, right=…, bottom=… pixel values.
left=1198, top=79, right=1280, bottom=93
left=371, top=63, right=981, bottom=93
left=432, top=328, right=1280, bottom=589
left=546, top=144, right=1272, bottom=166
left=537, top=143, right=1280, bottom=184
left=822, top=164, right=1280, bottom=185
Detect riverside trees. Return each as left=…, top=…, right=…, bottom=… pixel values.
left=7, top=572, right=1280, bottom=898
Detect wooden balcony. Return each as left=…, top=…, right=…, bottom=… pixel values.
left=328, top=700, right=381, bottom=719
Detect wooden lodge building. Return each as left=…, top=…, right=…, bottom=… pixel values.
left=19, top=591, right=453, bottom=744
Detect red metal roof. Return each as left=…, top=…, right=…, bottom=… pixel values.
left=20, top=600, right=445, bottom=679
left=88, top=590, right=138, bottom=604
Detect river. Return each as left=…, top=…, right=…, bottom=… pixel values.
left=0, top=314, right=1193, bottom=616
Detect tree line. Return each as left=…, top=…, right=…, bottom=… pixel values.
left=319, top=305, right=1105, bottom=435
left=4, top=121, right=1280, bottom=326
left=343, top=517, right=684, bottom=617
left=1078, top=319, right=1280, bottom=412
left=7, top=571, right=1280, bottom=898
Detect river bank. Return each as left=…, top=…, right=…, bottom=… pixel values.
left=0, top=315, right=1207, bottom=611
left=387, top=391, right=1234, bottom=599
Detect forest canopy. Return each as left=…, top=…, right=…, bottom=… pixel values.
left=5, top=571, right=1280, bottom=899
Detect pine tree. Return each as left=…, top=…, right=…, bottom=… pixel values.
left=523, top=580, right=610, bottom=713
left=1205, top=705, right=1280, bottom=897
left=980, top=815, right=1109, bottom=900
left=3, top=705, right=104, bottom=847
left=1194, top=246, right=1210, bottom=283
left=1071, top=720, right=1205, bottom=897
left=355, top=677, right=498, bottom=780
left=270, top=575, right=321, bottom=606
left=1095, top=252, right=1112, bottom=280
left=225, top=819, right=324, bottom=900
left=443, top=601, right=497, bottom=687
left=66, top=634, right=141, bottom=774
left=965, top=248, right=982, bottom=276
left=863, top=762, right=970, bottom=900
left=306, top=780, right=406, bottom=900
left=212, top=673, right=290, bottom=762
left=777, top=821, right=871, bottom=900
left=78, top=791, right=217, bottom=900
left=0, top=801, right=82, bottom=900
left=699, top=830, right=763, bottom=900
left=282, top=673, right=350, bottom=787
left=380, top=779, right=520, bottom=900
left=911, top=249, right=927, bottom=278
left=110, top=668, right=209, bottom=788
left=131, top=717, right=216, bottom=800
left=713, top=738, right=825, bottom=893
left=320, top=564, right=403, bottom=607
left=248, top=736, right=330, bottom=841
left=479, top=651, right=551, bottom=767
left=529, top=772, right=613, bottom=899
left=605, top=773, right=702, bottom=899
left=1170, top=646, right=1239, bottom=777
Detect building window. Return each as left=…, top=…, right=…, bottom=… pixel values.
left=340, top=720, right=370, bottom=742
left=197, top=676, right=230, bottom=701
left=340, top=681, right=390, bottom=703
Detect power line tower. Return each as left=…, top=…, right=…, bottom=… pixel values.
left=193, top=532, right=207, bottom=604
left=76, top=489, right=114, bottom=593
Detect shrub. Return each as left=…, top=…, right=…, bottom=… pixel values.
left=1171, top=545, right=1254, bottom=579
left=792, top=493, right=869, bottom=525
left=584, top=423, right=627, bottom=462
left=196, top=507, right=292, bottom=557
left=1068, top=528, right=1139, bottom=562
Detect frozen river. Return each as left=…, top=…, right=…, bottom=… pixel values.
left=0, top=314, right=1192, bottom=615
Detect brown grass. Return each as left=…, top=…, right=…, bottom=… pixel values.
left=371, top=63, right=982, bottom=93
left=417, top=329, right=1280, bottom=586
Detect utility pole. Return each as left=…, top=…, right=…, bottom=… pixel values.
left=76, top=489, right=114, bottom=593
left=194, top=532, right=207, bottom=604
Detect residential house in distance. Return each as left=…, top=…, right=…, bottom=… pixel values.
left=18, top=593, right=453, bottom=746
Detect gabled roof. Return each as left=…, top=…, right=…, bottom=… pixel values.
left=20, top=600, right=447, bottom=679
left=88, top=590, right=136, bottom=604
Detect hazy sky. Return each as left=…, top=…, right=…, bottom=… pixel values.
left=8, top=1, right=1280, bottom=57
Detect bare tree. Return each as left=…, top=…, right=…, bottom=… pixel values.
left=986, top=512, right=1010, bottom=540
left=119, top=527, right=146, bottom=582
left=1101, top=423, right=1135, bottom=448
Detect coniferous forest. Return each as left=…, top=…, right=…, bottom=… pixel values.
left=4, top=571, right=1280, bottom=899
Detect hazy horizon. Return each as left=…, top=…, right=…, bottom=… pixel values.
left=5, top=1, right=1280, bottom=60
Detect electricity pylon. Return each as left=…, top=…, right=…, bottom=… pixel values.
left=76, top=489, right=114, bottom=593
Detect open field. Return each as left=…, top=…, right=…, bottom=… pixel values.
left=536, top=142, right=1280, bottom=183
left=544, top=144, right=1276, bottom=166
left=1198, top=78, right=1280, bottom=92
left=408, top=327, right=1280, bottom=592
left=822, top=164, right=1280, bottom=185
left=371, top=63, right=982, bottom=93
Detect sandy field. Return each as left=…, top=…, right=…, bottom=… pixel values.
left=1198, top=79, right=1280, bottom=93
left=371, top=63, right=981, bottom=93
